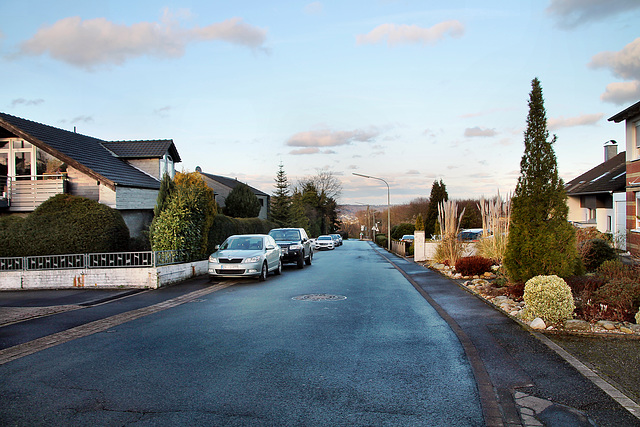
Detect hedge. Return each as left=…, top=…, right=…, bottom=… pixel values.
left=207, top=214, right=278, bottom=253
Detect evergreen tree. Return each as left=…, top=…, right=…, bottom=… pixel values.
left=223, top=183, right=261, bottom=218
left=150, top=172, right=216, bottom=260
left=415, top=213, right=424, bottom=231
left=270, top=163, right=292, bottom=227
left=154, top=173, right=175, bottom=217
left=504, top=78, right=578, bottom=282
left=424, top=180, right=448, bottom=238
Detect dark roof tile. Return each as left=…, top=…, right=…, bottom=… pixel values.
left=0, top=112, right=163, bottom=190
left=565, top=152, right=626, bottom=195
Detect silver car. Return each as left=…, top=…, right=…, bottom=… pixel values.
left=208, top=234, right=282, bottom=281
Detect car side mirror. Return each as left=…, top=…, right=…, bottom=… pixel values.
left=266, top=245, right=276, bottom=250
left=214, top=245, right=220, bottom=251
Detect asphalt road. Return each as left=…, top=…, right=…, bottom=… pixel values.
left=0, top=240, right=484, bottom=426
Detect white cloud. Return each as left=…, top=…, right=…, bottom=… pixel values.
left=406, top=170, right=420, bottom=175
left=290, top=147, right=319, bottom=155
left=589, top=38, right=640, bottom=80
left=547, top=113, right=603, bottom=130
left=600, top=80, right=640, bottom=105
left=356, top=20, right=464, bottom=47
left=304, top=2, right=323, bottom=15
left=546, top=0, right=640, bottom=28
left=464, top=127, right=497, bottom=137
left=154, top=106, right=172, bottom=117
left=286, top=128, right=381, bottom=148
left=589, top=38, right=640, bottom=104
left=18, top=10, right=267, bottom=69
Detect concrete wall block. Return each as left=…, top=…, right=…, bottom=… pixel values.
left=0, top=260, right=208, bottom=290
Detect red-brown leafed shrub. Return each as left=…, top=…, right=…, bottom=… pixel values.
left=455, top=256, right=493, bottom=277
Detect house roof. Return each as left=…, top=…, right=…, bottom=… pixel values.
left=565, top=151, right=626, bottom=196
left=609, top=100, right=640, bottom=123
left=102, top=140, right=181, bottom=162
left=0, top=112, right=166, bottom=190
left=198, top=171, right=269, bottom=197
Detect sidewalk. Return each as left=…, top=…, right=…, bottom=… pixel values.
left=373, top=244, right=640, bottom=427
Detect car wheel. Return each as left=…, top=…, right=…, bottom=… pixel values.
left=297, top=252, right=305, bottom=269
left=305, top=250, right=312, bottom=265
left=259, top=262, right=268, bottom=281
left=274, top=259, right=282, bottom=275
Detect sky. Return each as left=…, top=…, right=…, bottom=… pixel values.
left=1, top=0, right=639, bottom=205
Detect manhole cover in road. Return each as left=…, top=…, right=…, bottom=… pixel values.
left=292, top=294, right=347, bottom=301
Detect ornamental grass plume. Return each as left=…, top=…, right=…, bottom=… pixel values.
left=476, top=192, right=511, bottom=262
left=434, top=200, right=465, bottom=265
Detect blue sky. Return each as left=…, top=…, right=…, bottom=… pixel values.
left=1, top=0, right=639, bottom=205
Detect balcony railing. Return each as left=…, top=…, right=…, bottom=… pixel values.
left=1, top=174, right=68, bottom=211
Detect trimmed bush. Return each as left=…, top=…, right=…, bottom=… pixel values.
left=0, top=215, right=26, bottom=257
left=207, top=214, right=277, bottom=253
left=592, top=278, right=640, bottom=323
left=523, top=275, right=575, bottom=324
left=375, top=233, right=388, bottom=249
left=636, top=309, right=640, bottom=325
left=578, top=238, right=617, bottom=272
left=455, top=256, right=493, bottom=277
left=5, top=194, right=130, bottom=256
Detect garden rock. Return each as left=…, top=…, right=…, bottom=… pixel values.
left=620, top=326, right=634, bottom=334
left=630, top=324, right=640, bottom=333
left=530, top=318, right=546, bottom=329
left=596, top=320, right=616, bottom=331
left=564, top=320, right=590, bottom=331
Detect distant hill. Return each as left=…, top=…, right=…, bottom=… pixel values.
left=338, top=204, right=387, bottom=216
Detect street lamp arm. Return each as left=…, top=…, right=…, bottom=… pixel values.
left=352, top=172, right=391, bottom=251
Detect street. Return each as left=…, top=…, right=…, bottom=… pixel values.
left=0, top=240, right=484, bottom=426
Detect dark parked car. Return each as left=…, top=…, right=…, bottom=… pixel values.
left=268, top=228, right=313, bottom=268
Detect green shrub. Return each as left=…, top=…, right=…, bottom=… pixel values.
left=207, top=214, right=277, bottom=253
left=578, top=238, right=617, bottom=272
left=391, top=223, right=415, bottom=240
left=0, top=215, right=25, bottom=256
left=636, top=308, right=640, bottom=325
left=375, top=233, right=387, bottom=249
left=597, top=259, right=636, bottom=281
left=455, top=256, right=493, bottom=276
left=7, top=194, right=130, bottom=256
left=522, top=275, right=575, bottom=324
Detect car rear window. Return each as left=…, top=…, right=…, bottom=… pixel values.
left=270, top=230, right=300, bottom=241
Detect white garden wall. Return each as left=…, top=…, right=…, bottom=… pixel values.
left=0, top=260, right=208, bottom=291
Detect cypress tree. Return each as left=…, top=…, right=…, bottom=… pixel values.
left=270, top=163, right=292, bottom=227
left=415, top=213, right=424, bottom=231
left=424, top=180, right=448, bottom=238
left=503, top=78, right=579, bottom=282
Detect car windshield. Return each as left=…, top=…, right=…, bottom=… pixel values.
left=221, top=237, right=263, bottom=250
left=318, top=236, right=331, bottom=241
left=269, top=230, right=300, bottom=241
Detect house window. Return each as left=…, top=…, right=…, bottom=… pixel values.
left=607, top=215, right=612, bottom=233
left=636, top=121, right=640, bottom=149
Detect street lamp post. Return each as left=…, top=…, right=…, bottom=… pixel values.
left=353, top=173, right=391, bottom=251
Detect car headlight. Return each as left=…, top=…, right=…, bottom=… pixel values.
left=289, top=244, right=302, bottom=250
left=243, top=256, right=261, bottom=263
left=209, top=256, right=218, bottom=263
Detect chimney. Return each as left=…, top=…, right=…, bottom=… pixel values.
left=604, top=140, right=617, bottom=161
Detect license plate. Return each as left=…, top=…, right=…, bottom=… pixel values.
left=221, top=264, right=237, bottom=269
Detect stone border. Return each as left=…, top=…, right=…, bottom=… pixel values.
left=425, top=262, right=640, bottom=421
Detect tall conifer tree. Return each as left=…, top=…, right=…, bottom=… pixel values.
left=270, top=163, right=292, bottom=227
left=424, top=180, right=448, bottom=238
left=504, top=78, right=578, bottom=282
